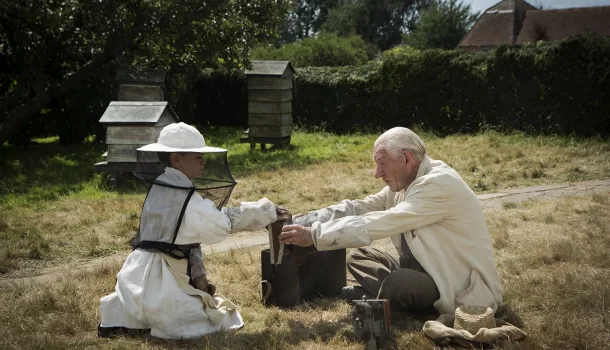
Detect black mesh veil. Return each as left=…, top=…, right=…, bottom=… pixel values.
left=133, top=150, right=237, bottom=209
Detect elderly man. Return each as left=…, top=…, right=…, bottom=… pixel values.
left=279, top=127, right=503, bottom=315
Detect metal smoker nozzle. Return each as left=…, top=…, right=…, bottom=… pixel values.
left=267, top=208, right=317, bottom=265
left=268, top=208, right=292, bottom=265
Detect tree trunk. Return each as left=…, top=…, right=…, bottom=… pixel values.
left=0, top=31, right=141, bottom=145
left=0, top=94, right=53, bottom=145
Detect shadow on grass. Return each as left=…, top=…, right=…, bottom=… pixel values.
left=110, top=299, right=442, bottom=350
left=122, top=315, right=356, bottom=350
left=228, top=144, right=320, bottom=177
left=201, top=126, right=350, bottom=177
left=0, top=140, right=107, bottom=202
left=0, top=128, right=348, bottom=203
left=495, top=303, right=524, bottom=328
left=108, top=313, right=435, bottom=350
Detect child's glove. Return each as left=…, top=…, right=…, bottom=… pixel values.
left=226, top=197, right=277, bottom=232
left=191, top=275, right=216, bottom=296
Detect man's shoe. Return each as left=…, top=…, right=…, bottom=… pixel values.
left=341, top=285, right=374, bottom=303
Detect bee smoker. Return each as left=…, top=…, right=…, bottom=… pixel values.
left=261, top=211, right=346, bottom=307
left=351, top=298, right=391, bottom=350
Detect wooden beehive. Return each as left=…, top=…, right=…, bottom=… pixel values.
left=115, top=68, right=166, bottom=101
left=241, top=60, right=294, bottom=150
left=94, top=69, right=178, bottom=186
left=99, top=101, right=178, bottom=163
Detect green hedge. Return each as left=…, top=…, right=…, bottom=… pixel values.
left=188, top=34, right=609, bottom=137
left=298, top=34, right=610, bottom=136
left=292, top=63, right=384, bottom=132
left=487, top=38, right=610, bottom=136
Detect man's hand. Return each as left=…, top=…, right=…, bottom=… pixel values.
left=279, top=224, right=314, bottom=247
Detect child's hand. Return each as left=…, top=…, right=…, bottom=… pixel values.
left=275, top=206, right=292, bottom=221
left=205, top=281, right=216, bottom=296
left=192, top=276, right=216, bottom=296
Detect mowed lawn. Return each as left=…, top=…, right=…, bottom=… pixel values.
left=0, top=193, right=608, bottom=349
left=0, top=129, right=608, bottom=274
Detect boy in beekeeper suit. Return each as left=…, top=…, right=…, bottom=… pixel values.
left=99, top=122, right=277, bottom=339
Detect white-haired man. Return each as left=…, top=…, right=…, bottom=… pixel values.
left=279, top=127, right=503, bottom=315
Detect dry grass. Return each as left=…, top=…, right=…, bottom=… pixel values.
left=1, top=130, right=609, bottom=273
left=429, top=133, right=610, bottom=192
left=0, top=196, right=141, bottom=272
left=0, top=193, right=608, bottom=349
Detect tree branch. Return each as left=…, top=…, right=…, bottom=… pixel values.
left=0, top=9, right=151, bottom=145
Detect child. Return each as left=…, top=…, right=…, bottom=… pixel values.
left=99, top=123, right=277, bottom=339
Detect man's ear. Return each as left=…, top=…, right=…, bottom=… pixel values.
left=403, top=149, right=411, bottom=164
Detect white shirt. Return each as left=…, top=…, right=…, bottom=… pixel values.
left=310, top=156, right=504, bottom=315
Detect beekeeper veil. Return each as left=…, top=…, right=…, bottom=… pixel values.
left=133, top=122, right=236, bottom=209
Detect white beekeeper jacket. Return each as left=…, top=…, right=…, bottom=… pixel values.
left=310, top=156, right=503, bottom=315
left=99, top=168, right=276, bottom=339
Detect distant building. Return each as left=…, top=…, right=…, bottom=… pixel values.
left=457, top=0, right=610, bottom=50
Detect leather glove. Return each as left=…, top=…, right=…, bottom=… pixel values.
left=275, top=206, right=292, bottom=221
left=191, top=275, right=216, bottom=296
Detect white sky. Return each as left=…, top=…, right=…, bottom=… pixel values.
left=463, top=0, right=610, bottom=13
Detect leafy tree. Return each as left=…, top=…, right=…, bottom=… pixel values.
left=252, top=34, right=372, bottom=67
left=322, top=0, right=433, bottom=50
left=405, top=0, right=479, bottom=50
left=0, top=0, right=290, bottom=144
left=279, top=0, right=340, bottom=43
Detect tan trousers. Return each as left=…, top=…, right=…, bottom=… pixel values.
left=347, top=247, right=440, bottom=313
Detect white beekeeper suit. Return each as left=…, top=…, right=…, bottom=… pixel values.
left=99, top=123, right=277, bottom=339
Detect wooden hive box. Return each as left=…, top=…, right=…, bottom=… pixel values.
left=243, top=61, right=294, bottom=145
left=99, top=101, right=178, bottom=163
left=115, top=68, right=167, bottom=101
left=95, top=68, right=176, bottom=185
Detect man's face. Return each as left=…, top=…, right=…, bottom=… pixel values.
left=172, top=152, right=206, bottom=179
left=373, top=147, right=418, bottom=192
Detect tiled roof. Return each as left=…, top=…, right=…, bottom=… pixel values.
left=516, top=6, right=610, bottom=44
left=488, top=0, right=537, bottom=12
left=458, top=12, right=517, bottom=48
left=458, top=0, right=610, bottom=49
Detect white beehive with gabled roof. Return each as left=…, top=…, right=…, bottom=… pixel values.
left=99, top=101, right=178, bottom=162
left=95, top=69, right=179, bottom=185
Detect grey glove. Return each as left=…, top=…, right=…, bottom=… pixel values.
left=189, top=247, right=215, bottom=294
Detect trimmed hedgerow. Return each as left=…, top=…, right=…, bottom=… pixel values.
left=188, top=34, right=609, bottom=137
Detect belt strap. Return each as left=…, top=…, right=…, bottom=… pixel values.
left=134, top=241, right=200, bottom=260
